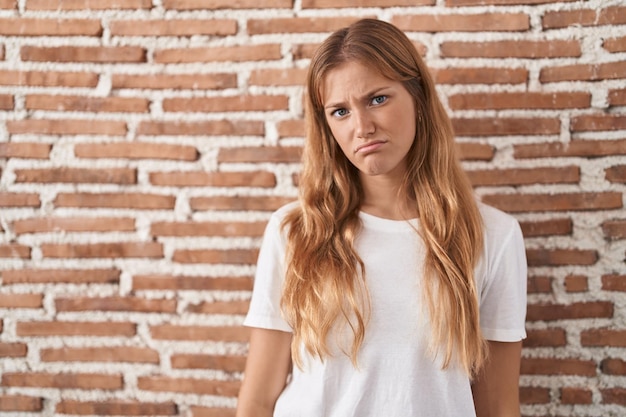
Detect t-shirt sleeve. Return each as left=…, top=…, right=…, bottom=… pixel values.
left=478, top=214, right=527, bottom=342
left=243, top=212, right=293, bottom=333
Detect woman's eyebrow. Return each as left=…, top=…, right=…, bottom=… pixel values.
left=323, top=86, right=393, bottom=110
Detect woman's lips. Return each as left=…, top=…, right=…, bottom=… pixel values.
left=355, top=140, right=386, bottom=155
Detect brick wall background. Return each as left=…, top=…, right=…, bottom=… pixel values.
left=0, top=0, right=624, bottom=416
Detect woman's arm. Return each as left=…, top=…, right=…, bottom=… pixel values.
left=236, top=327, right=293, bottom=417
left=471, top=340, right=523, bottom=417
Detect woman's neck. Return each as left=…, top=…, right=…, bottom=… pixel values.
left=359, top=174, right=416, bottom=220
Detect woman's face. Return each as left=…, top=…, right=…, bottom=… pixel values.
left=322, top=61, right=416, bottom=181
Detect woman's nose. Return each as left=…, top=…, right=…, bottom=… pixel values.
left=354, top=110, right=375, bottom=138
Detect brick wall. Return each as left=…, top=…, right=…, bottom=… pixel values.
left=0, top=0, right=624, bottom=416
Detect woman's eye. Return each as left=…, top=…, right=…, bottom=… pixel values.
left=371, top=95, right=387, bottom=105
left=332, top=108, right=348, bottom=118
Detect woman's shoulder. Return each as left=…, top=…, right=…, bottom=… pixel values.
left=270, top=200, right=300, bottom=221
left=476, top=200, right=523, bottom=244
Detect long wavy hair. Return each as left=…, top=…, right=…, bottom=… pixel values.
left=281, top=18, right=486, bottom=377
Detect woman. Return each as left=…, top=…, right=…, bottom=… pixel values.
left=236, top=18, right=527, bottom=417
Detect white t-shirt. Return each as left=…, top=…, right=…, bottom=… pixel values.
left=244, top=201, right=527, bottom=417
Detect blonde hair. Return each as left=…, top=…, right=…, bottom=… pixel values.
left=281, top=18, right=486, bottom=377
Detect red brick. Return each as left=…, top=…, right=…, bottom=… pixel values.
left=449, top=92, right=590, bottom=110
left=523, top=328, right=566, bottom=347
left=137, top=120, right=263, bottom=136
left=609, top=88, right=626, bottom=105
left=526, top=249, right=598, bottom=266
left=155, top=44, right=281, bottom=63
left=291, top=43, right=319, bottom=60
left=571, top=114, right=626, bottom=132
left=138, top=375, right=240, bottom=397
left=441, top=40, right=580, bottom=58
left=528, top=276, right=553, bottom=293
left=110, top=19, right=236, bottom=36
left=149, top=171, right=276, bottom=188
left=41, top=242, right=163, bottom=259
left=1, top=268, right=120, bottom=285
left=132, top=275, right=252, bottom=291
left=0, top=142, right=51, bottom=159
left=452, top=117, right=560, bottom=136
left=25, top=94, right=149, bottom=113
left=187, top=300, right=249, bottom=315
left=528, top=301, right=612, bottom=321
left=218, top=146, right=301, bottom=163
left=17, top=321, right=136, bottom=337
left=602, top=220, right=626, bottom=240
left=27, top=0, right=152, bottom=9
left=0, top=293, right=43, bottom=308
left=277, top=119, right=303, bottom=138
left=151, top=221, right=266, bottom=237
left=514, top=139, right=626, bottom=159
left=602, top=274, right=626, bottom=292
left=56, top=400, right=177, bottom=416
left=7, top=119, right=127, bottom=136
left=0, top=18, right=101, bottom=36
left=601, top=388, right=626, bottom=406
left=482, top=192, right=622, bottom=213
left=303, top=0, right=432, bottom=6
left=519, top=386, right=550, bottom=405
left=393, top=13, right=528, bottom=32
left=171, top=354, right=246, bottom=372
left=447, top=0, right=577, bottom=4
left=601, top=358, right=626, bottom=375
left=0, top=192, right=40, bottom=207
left=150, top=324, right=249, bottom=342
left=163, top=95, right=288, bottom=113
left=13, top=217, right=135, bottom=235
left=0, top=94, right=13, bottom=109
left=0, top=0, right=16, bottom=8
left=54, top=192, right=175, bottom=209
left=542, top=9, right=594, bottom=29
left=189, top=196, right=294, bottom=212
left=0, top=395, right=42, bottom=412
left=56, top=296, right=176, bottom=313
left=467, top=166, right=579, bottom=186
left=457, top=143, right=495, bottom=161
left=564, top=275, right=588, bottom=292
left=432, top=67, right=528, bottom=84
left=14, top=168, right=136, bottom=184
left=0, top=342, right=28, bottom=357
left=41, top=346, right=159, bottom=363
left=113, top=73, right=237, bottom=90
left=561, top=387, right=593, bottom=404
left=0, top=244, right=31, bottom=259
left=519, top=218, right=572, bottom=237
left=606, top=165, right=626, bottom=183
left=191, top=407, right=236, bottom=417
left=582, top=329, right=626, bottom=347
left=0, top=70, right=98, bottom=87
left=74, top=142, right=198, bottom=161
left=541, top=61, right=626, bottom=83
left=604, top=36, right=626, bottom=53
left=249, top=68, right=307, bottom=86
left=248, top=17, right=366, bottom=35
left=2, top=372, right=123, bottom=390
left=21, top=46, right=146, bottom=63
left=521, top=357, right=596, bottom=376
left=172, top=248, right=258, bottom=264
left=163, top=0, right=292, bottom=9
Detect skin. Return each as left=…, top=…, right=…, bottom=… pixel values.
left=236, top=61, right=522, bottom=417
left=323, top=61, right=417, bottom=220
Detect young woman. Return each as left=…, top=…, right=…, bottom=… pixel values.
left=236, top=18, right=527, bottom=417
